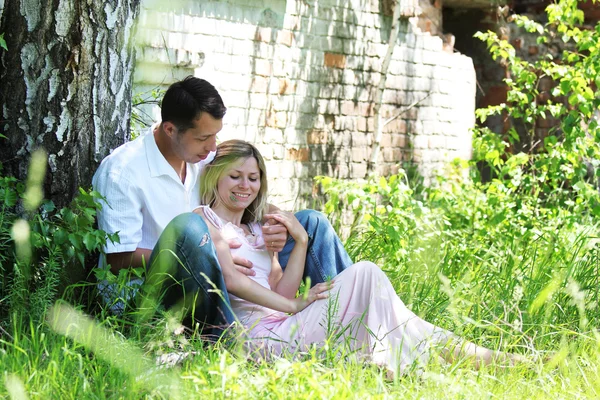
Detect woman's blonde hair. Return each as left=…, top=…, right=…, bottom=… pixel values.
left=200, top=139, right=268, bottom=224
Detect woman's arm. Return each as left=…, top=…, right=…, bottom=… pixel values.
left=196, top=209, right=324, bottom=314
left=264, top=211, right=308, bottom=299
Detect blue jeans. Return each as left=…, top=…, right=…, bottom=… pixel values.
left=142, top=210, right=352, bottom=337
left=280, top=209, right=353, bottom=283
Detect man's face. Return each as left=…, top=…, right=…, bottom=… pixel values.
left=169, top=112, right=222, bottom=164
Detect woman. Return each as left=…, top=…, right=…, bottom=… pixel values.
left=193, top=139, right=524, bottom=376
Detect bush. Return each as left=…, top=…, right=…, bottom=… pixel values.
left=0, top=161, right=116, bottom=326
left=315, top=0, right=600, bottom=349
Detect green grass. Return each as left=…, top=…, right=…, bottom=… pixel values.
left=3, top=182, right=600, bottom=398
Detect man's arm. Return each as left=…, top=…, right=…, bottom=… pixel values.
left=106, top=248, right=153, bottom=274
left=93, top=170, right=146, bottom=272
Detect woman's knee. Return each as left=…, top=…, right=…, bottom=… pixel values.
left=349, top=261, right=381, bottom=278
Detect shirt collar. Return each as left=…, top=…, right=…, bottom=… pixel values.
left=144, top=125, right=178, bottom=179
left=143, top=124, right=217, bottom=181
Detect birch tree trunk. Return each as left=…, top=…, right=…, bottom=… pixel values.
left=0, top=0, right=140, bottom=208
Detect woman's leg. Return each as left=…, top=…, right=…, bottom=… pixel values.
left=442, top=339, right=527, bottom=369
left=251, top=261, right=524, bottom=375
left=139, top=212, right=235, bottom=338
left=278, top=209, right=353, bottom=285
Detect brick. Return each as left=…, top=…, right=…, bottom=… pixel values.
left=263, top=127, right=284, bottom=144
left=382, top=147, right=403, bottom=162
left=283, top=15, right=300, bottom=31
left=512, top=37, right=523, bottom=50
left=384, top=119, right=407, bottom=134
left=272, top=145, right=285, bottom=160
left=254, top=58, right=272, bottom=77
left=413, top=135, right=429, bottom=149
left=428, top=135, right=446, bottom=149
left=391, top=133, right=407, bottom=147
left=350, top=162, right=367, bottom=178
left=340, top=101, right=357, bottom=116
left=357, top=117, right=368, bottom=132
left=380, top=133, right=392, bottom=147
left=367, top=117, right=375, bottom=132
left=358, top=102, right=373, bottom=117
left=255, top=27, right=272, bottom=42
left=334, top=116, right=356, bottom=131
left=378, top=164, right=392, bottom=176
left=324, top=52, right=346, bottom=68
left=278, top=78, right=296, bottom=95
left=308, top=129, right=329, bottom=145
left=277, top=30, right=294, bottom=47
left=286, top=147, right=310, bottom=162
left=411, top=149, right=423, bottom=163
left=352, top=147, right=366, bottom=162
left=479, top=85, right=508, bottom=108
left=352, top=132, right=369, bottom=146
left=251, top=76, right=269, bottom=93
left=249, top=93, right=268, bottom=109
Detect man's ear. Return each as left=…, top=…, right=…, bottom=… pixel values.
left=162, top=121, right=177, bottom=138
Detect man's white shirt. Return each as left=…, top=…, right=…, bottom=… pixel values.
left=92, top=126, right=215, bottom=260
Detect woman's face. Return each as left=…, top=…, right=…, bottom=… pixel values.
left=216, top=156, right=261, bottom=211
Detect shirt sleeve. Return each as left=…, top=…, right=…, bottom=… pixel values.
left=93, top=170, right=143, bottom=254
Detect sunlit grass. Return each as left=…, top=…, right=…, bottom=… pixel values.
left=3, top=161, right=600, bottom=398
left=2, top=219, right=600, bottom=399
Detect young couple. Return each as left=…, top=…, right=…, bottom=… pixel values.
left=93, top=76, right=523, bottom=376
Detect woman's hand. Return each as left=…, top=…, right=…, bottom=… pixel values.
left=291, top=280, right=334, bottom=313
left=263, top=211, right=308, bottom=247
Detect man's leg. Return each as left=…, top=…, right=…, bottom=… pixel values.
left=139, top=212, right=234, bottom=338
left=278, top=209, right=353, bottom=285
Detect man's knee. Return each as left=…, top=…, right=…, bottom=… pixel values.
left=294, top=209, right=330, bottom=229
left=162, top=212, right=210, bottom=245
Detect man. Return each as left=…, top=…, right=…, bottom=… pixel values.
left=93, top=76, right=352, bottom=335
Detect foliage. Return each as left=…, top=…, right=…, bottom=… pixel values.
left=0, top=167, right=117, bottom=325
left=0, top=32, right=6, bottom=51
left=473, top=0, right=600, bottom=215
left=316, top=0, right=600, bottom=349
left=131, top=87, right=165, bottom=139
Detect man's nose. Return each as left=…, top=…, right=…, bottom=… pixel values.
left=207, top=136, right=217, bottom=152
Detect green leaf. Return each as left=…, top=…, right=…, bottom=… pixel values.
left=1, top=187, right=18, bottom=207
left=42, top=200, right=56, bottom=213
left=0, top=33, right=7, bottom=51
left=83, top=232, right=97, bottom=252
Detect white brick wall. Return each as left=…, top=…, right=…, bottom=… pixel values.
left=133, top=0, right=476, bottom=208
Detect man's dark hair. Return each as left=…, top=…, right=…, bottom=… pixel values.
left=161, top=76, right=227, bottom=132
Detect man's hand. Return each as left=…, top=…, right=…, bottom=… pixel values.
left=227, top=239, right=255, bottom=276
left=262, top=216, right=288, bottom=252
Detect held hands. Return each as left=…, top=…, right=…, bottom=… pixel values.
left=263, top=211, right=308, bottom=252
left=291, top=280, right=334, bottom=313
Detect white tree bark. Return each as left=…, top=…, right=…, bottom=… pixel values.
left=0, top=0, right=140, bottom=207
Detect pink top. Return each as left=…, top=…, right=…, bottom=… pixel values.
left=196, top=206, right=288, bottom=326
